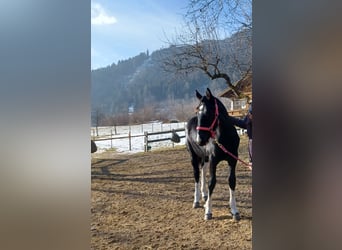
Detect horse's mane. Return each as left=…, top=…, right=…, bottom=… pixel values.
left=215, top=97, right=228, bottom=115
left=214, top=97, right=231, bottom=123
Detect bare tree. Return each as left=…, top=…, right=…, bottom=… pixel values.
left=186, top=0, right=252, bottom=32
left=93, top=108, right=105, bottom=136
left=162, top=0, right=252, bottom=98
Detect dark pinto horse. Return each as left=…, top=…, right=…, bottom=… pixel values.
left=186, top=88, right=240, bottom=220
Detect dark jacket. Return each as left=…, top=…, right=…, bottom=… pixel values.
left=229, top=115, right=252, bottom=139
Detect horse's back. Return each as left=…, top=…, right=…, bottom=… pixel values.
left=186, top=116, right=197, bottom=130
left=186, top=116, right=207, bottom=160
left=186, top=116, right=197, bottom=143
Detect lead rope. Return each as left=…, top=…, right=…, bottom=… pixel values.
left=214, top=139, right=252, bottom=171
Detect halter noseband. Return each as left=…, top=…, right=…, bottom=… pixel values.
left=196, top=99, right=219, bottom=138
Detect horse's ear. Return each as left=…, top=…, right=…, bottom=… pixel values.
left=206, top=88, right=213, bottom=100
left=196, top=90, right=202, bottom=100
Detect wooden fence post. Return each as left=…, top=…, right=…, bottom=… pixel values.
left=144, top=131, right=148, bottom=152
left=111, top=129, right=113, bottom=148
left=129, top=131, right=131, bottom=151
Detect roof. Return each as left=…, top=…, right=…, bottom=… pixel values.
left=218, top=72, right=252, bottom=100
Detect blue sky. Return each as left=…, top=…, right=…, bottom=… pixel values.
left=91, top=0, right=188, bottom=70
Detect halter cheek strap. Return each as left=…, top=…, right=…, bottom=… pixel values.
left=196, top=99, right=219, bottom=138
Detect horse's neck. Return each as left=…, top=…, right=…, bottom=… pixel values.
left=217, top=114, right=236, bottom=138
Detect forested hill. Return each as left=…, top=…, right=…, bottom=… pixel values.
left=91, top=51, right=223, bottom=116
left=91, top=30, right=251, bottom=116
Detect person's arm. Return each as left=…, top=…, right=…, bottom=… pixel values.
left=228, top=116, right=247, bottom=129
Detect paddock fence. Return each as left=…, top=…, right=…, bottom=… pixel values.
left=91, top=122, right=187, bottom=153
left=91, top=122, right=246, bottom=153
left=144, top=128, right=186, bottom=152
left=91, top=127, right=186, bottom=152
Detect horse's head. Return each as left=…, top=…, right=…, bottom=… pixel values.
left=195, top=88, right=219, bottom=146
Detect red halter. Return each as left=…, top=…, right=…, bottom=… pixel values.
left=196, top=99, right=219, bottom=138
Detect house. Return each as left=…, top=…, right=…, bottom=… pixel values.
left=218, top=72, right=252, bottom=118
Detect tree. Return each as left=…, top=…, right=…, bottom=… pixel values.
left=92, top=108, right=105, bottom=136
left=186, top=0, right=252, bottom=32
left=162, top=0, right=252, bottom=98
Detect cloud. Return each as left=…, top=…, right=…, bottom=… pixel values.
left=91, top=2, right=117, bottom=25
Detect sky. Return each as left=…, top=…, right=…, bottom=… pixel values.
left=91, top=0, right=188, bottom=70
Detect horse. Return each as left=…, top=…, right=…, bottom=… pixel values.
left=186, top=88, right=241, bottom=221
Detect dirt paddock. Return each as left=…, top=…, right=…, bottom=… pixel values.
left=91, top=136, right=252, bottom=249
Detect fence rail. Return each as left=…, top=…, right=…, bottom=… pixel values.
left=144, top=128, right=186, bottom=152
left=92, top=128, right=186, bottom=152
left=91, top=125, right=245, bottom=153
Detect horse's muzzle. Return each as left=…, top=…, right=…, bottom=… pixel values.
left=196, top=133, right=208, bottom=146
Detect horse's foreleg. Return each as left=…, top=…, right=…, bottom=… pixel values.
left=228, top=161, right=240, bottom=221
left=204, top=160, right=217, bottom=220
left=192, top=158, right=201, bottom=208
left=194, top=182, right=201, bottom=208
left=201, top=161, right=209, bottom=202
left=229, top=187, right=240, bottom=220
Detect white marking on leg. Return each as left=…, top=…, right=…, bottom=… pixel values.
left=229, top=188, right=239, bottom=215
left=201, top=162, right=209, bottom=200
left=204, top=194, right=212, bottom=219
left=194, top=182, right=200, bottom=204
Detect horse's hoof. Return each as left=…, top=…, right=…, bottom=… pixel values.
left=203, top=196, right=208, bottom=202
left=232, top=213, right=241, bottom=221
left=205, top=213, right=212, bottom=220
left=193, top=202, right=200, bottom=208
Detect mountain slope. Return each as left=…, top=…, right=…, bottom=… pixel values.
left=91, top=30, right=251, bottom=117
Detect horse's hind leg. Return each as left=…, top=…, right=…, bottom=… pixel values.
left=201, top=160, right=209, bottom=202
left=227, top=158, right=240, bottom=221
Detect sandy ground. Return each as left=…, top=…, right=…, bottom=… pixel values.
left=91, top=136, right=252, bottom=249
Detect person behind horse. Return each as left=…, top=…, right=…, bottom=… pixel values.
left=229, top=103, right=252, bottom=167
